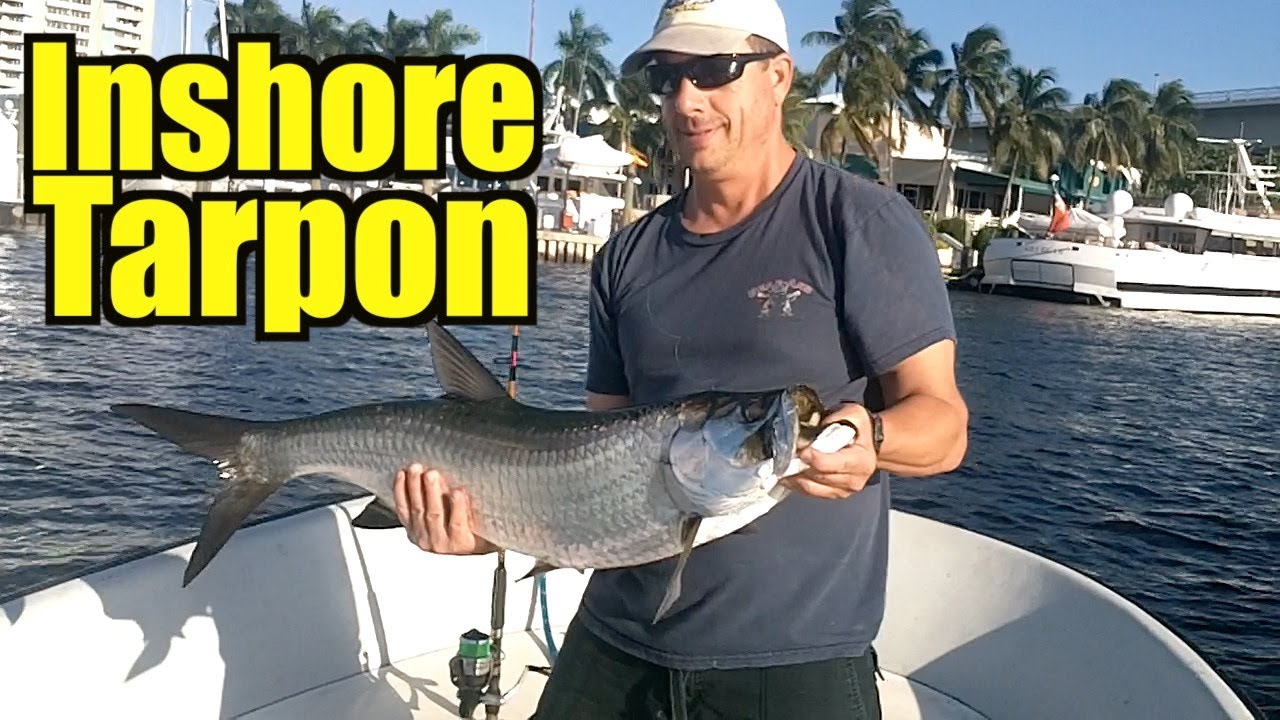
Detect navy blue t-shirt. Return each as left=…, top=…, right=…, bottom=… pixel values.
left=580, top=153, right=956, bottom=670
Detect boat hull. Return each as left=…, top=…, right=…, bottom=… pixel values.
left=981, top=237, right=1280, bottom=315
left=0, top=497, right=1260, bottom=719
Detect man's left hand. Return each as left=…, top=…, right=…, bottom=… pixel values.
left=782, top=403, right=878, bottom=499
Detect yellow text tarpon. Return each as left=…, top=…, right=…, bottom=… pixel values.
left=24, top=33, right=545, bottom=340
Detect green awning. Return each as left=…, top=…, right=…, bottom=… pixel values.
left=954, top=167, right=1053, bottom=196
left=954, top=166, right=1110, bottom=203
left=842, top=154, right=880, bottom=180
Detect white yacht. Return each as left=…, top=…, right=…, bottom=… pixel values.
left=980, top=143, right=1280, bottom=316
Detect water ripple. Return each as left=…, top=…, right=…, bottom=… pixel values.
left=0, top=231, right=1276, bottom=713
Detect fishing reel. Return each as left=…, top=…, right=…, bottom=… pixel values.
left=449, top=629, right=493, bottom=718
left=449, top=627, right=545, bottom=718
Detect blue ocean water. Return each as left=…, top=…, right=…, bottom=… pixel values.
left=0, top=229, right=1275, bottom=714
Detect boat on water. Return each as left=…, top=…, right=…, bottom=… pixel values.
left=979, top=141, right=1280, bottom=316
left=980, top=191, right=1280, bottom=315
left=0, top=496, right=1259, bottom=719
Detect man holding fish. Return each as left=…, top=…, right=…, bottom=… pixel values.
left=394, top=0, right=970, bottom=717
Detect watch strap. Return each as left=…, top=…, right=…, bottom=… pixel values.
left=868, top=411, right=884, bottom=454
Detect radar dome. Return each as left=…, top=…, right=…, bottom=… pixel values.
left=1107, top=189, right=1134, bottom=215
left=1164, top=192, right=1194, bottom=219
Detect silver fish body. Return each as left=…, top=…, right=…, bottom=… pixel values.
left=228, top=394, right=782, bottom=568
left=112, top=322, right=826, bottom=621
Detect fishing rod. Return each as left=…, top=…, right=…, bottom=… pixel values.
left=482, top=4, right=540, bottom=713
left=455, top=8, right=545, bottom=715
left=450, top=329, right=520, bottom=719
left=481, top=325, right=517, bottom=720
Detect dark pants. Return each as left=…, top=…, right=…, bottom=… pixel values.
left=531, top=618, right=882, bottom=720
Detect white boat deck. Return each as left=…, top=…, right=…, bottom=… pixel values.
left=242, top=628, right=986, bottom=719
left=0, top=499, right=1259, bottom=720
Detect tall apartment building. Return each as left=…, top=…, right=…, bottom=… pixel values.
left=0, top=0, right=155, bottom=90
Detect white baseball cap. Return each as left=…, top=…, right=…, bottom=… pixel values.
left=620, top=0, right=790, bottom=75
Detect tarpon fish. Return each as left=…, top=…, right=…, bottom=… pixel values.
left=112, top=322, right=826, bottom=622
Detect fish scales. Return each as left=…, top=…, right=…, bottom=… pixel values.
left=245, top=399, right=691, bottom=568
left=111, top=321, right=826, bottom=619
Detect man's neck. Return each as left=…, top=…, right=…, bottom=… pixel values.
left=682, top=142, right=797, bottom=234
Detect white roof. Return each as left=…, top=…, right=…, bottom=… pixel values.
left=552, top=134, right=634, bottom=169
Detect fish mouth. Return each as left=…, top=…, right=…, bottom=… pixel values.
left=789, top=385, right=826, bottom=451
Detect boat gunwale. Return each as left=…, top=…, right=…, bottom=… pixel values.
left=0, top=495, right=1266, bottom=718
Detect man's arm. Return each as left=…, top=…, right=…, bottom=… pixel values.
left=871, top=337, right=968, bottom=476
left=584, top=244, right=631, bottom=405
left=785, top=189, right=968, bottom=500
left=787, top=339, right=966, bottom=499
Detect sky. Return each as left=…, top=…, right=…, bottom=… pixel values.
left=151, top=0, right=1278, bottom=102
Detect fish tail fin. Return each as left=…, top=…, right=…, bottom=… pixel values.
left=111, top=403, right=287, bottom=586
left=184, top=470, right=287, bottom=586
left=112, top=403, right=258, bottom=460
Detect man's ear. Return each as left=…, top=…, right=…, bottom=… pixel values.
left=771, top=53, right=794, bottom=104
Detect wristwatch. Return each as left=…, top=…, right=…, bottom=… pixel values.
left=867, top=410, right=884, bottom=454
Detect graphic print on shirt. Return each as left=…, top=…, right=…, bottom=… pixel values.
left=748, top=278, right=814, bottom=318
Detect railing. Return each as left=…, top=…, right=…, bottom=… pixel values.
left=963, top=85, right=1280, bottom=125
left=1192, top=86, right=1280, bottom=105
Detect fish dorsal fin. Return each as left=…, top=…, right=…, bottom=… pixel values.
left=427, top=321, right=508, bottom=402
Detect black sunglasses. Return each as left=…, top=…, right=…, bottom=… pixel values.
left=644, top=52, right=779, bottom=95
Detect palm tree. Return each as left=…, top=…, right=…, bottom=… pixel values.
left=801, top=0, right=909, bottom=169
left=1136, top=80, right=1200, bottom=195
left=370, top=10, right=427, bottom=57
left=817, top=106, right=869, bottom=168
left=597, top=73, right=660, bottom=220
left=803, top=0, right=905, bottom=95
left=291, top=0, right=346, bottom=61
left=1069, top=78, right=1149, bottom=205
left=342, top=19, right=381, bottom=55
left=206, top=0, right=296, bottom=55
left=783, top=69, right=823, bottom=155
left=542, top=8, right=615, bottom=134
left=631, top=120, right=672, bottom=194
left=929, top=24, right=1012, bottom=213
left=882, top=26, right=943, bottom=188
left=990, top=66, right=1070, bottom=215
left=205, top=0, right=236, bottom=53
left=420, top=9, right=481, bottom=55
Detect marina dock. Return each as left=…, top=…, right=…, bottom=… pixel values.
left=537, top=229, right=607, bottom=263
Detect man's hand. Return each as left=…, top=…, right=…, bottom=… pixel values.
left=783, top=403, right=878, bottom=499
left=393, top=463, right=498, bottom=555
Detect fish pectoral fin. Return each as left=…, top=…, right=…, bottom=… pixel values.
left=426, top=322, right=508, bottom=402
left=652, top=514, right=702, bottom=625
left=516, top=559, right=565, bottom=582
left=351, top=500, right=403, bottom=530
